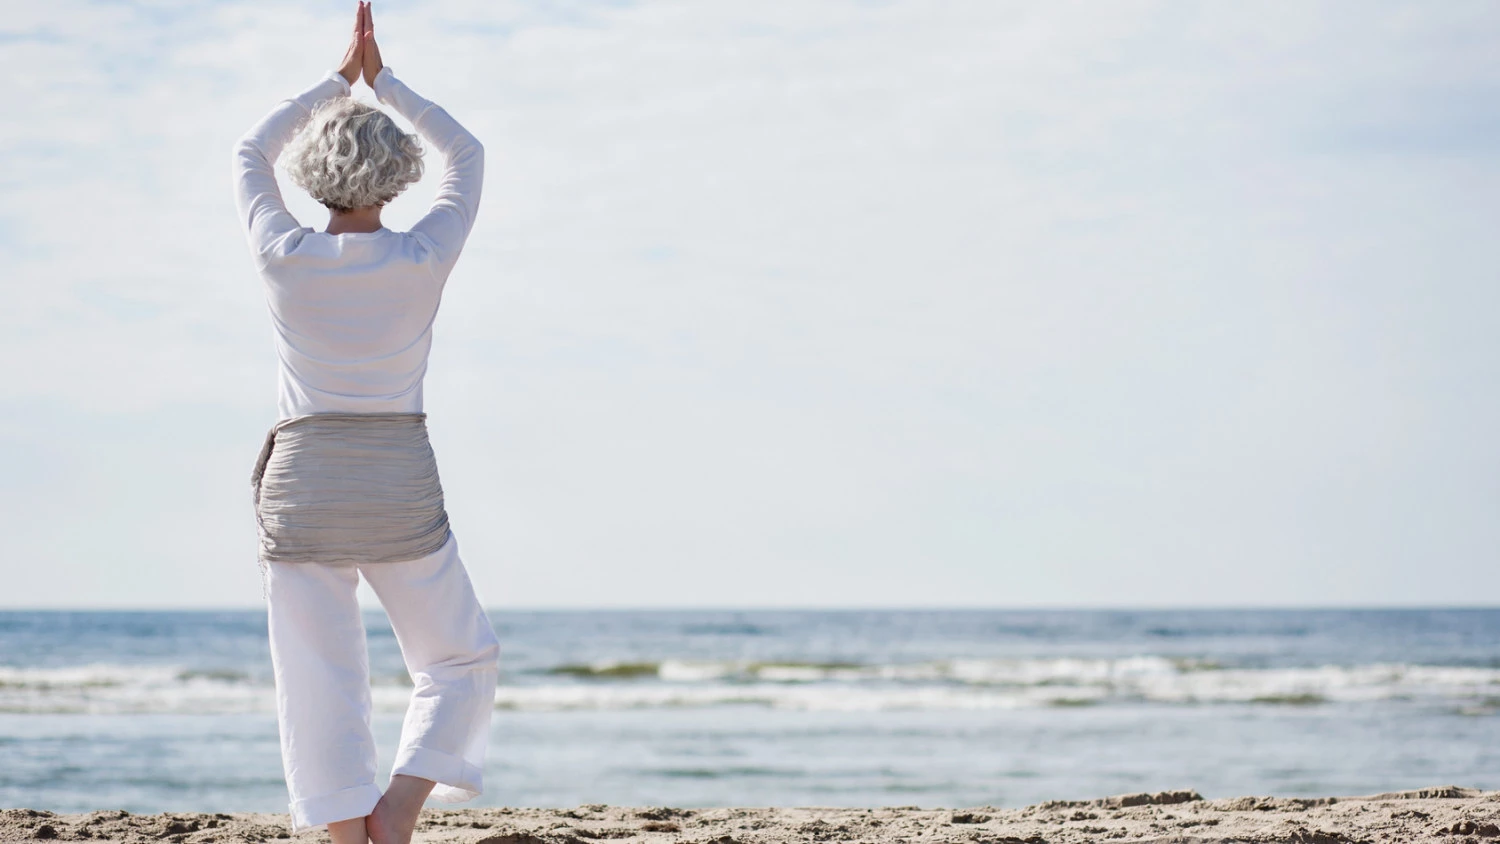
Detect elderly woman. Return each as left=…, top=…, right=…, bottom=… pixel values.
left=230, top=4, right=499, bottom=843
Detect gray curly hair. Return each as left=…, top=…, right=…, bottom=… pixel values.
left=283, top=97, right=424, bottom=212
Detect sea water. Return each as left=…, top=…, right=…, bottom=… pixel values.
left=0, top=608, right=1496, bottom=814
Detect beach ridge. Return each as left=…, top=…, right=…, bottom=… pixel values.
left=5, top=785, right=1497, bottom=843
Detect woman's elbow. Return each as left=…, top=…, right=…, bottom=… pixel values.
left=451, top=136, right=483, bottom=172
left=461, top=132, right=484, bottom=159
left=231, top=135, right=266, bottom=166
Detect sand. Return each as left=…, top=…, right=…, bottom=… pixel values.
left=3, top=786, right=1497, bottom=844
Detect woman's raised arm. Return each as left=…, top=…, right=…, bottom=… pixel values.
left=360, top=3, right=484, bottom=281
left=230, top=71, right=352, bottom=267
left=371, top=66, right=485, bottom=283
left=231, top=4, right=362, bottom=268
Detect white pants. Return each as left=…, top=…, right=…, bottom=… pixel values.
left=264, top=530, right=501, bottom=834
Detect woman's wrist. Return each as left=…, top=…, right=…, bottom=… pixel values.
left=325, top=69, right=353, bottom=95
left=371, top=65, right=396, bottom=102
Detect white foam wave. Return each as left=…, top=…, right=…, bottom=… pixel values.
left=1, top=658, right=1496, bottom=715
left=0, top=663, right=274, bottom=715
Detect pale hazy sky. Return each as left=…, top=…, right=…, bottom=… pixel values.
left=1, top=0, right=1497, bottom=609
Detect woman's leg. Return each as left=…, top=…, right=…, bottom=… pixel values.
left=326, top=816, right=369, bottom=844
left=265, top=560, right=384, bottom=836
left=366, top=774, right=436, bottom=844
left=360, top=531, right=500, bottom=841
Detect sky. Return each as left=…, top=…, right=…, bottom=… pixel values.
left=0, top=0, right=1497, bottom=609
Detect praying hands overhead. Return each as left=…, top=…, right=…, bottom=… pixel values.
left=336, top=1, right=385, bottom=87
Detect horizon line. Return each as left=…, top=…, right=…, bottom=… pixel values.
left=1, top=603, right=1497, bottom=613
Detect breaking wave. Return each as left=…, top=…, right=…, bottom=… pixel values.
left=2, top=656, right=1497, bottom=715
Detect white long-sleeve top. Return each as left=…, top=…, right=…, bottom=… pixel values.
left=231, top=67, right=483, bottom=421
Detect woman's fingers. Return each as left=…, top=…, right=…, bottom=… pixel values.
left=337, top=1, right=365, bottom=85
left=360, top=0, right=383, bottom=86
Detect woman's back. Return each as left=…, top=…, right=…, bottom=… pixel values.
left=260, top=228, right=445, bottom=417
left=231, top=65, right=483, bottom=420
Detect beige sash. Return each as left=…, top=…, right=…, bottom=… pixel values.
left=250, top=412, right=452, bottom=579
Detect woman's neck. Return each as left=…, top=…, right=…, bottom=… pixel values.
left=325, top=206, right=384, bottom=235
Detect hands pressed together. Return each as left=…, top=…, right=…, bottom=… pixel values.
left=337, top=1, right=384, bottom=88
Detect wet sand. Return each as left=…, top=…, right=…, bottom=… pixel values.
left=3, top=785, right=1497, bottom=843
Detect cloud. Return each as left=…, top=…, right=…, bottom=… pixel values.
left=1, top=0, right=1498, bottom=607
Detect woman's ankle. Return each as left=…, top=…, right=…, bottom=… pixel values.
left=390, top=773, right=437, bottom=800
left=368, top=774, right=438, bottom=844
left=326, top=815, right=368, bottom=844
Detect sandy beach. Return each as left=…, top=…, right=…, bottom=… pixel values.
left=4, top=786, right=1497, bottom=844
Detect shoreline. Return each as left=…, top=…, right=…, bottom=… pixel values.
left=3, top=786, right=1497, bottom=843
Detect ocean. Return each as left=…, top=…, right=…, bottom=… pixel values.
left=1, top=608, right=1496, bottom=814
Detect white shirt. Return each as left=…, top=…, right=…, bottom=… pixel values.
left=231, top=67, right=483, bottom=421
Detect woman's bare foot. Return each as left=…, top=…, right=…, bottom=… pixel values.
left=367, top=774, right=437, bottom=844
left=326, top=815, right=368, bottom=844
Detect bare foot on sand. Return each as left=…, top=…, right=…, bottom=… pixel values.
left=367, top=774, right=437, bottom=844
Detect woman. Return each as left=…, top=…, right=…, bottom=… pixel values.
left=230, top=4, right=499, bottom=843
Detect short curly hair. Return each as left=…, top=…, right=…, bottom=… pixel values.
left=283, top=97, right=424, bottom=212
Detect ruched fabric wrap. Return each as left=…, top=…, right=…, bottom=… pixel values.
left=250, top=412, right=452, bottom=581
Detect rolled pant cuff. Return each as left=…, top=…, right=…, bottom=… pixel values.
left=287, top=781, right=383, bottom=834
left=391, top=744, right=484, bottom=803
